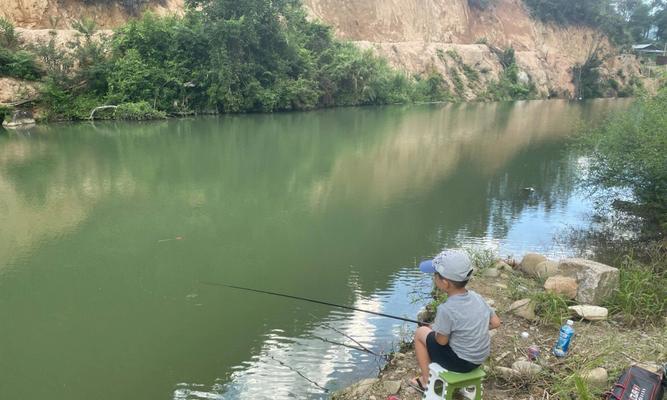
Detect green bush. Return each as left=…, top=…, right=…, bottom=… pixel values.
left=578, top=87, right=667, bottom=235
left=0, top=17, right=19, bottom=49
left=485, top=63, right=535, bottom=101
left=0, top=105, right=13, bottom=123
left=0, top=47, right=42, bottom=80
left=115, top=101, right=166, bottom=120
left=462, top=63, right=480, bottom=82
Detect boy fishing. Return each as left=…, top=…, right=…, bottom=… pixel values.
left=410, top=249, right=501, bottom=391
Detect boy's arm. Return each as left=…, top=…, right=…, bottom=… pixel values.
left=434, top=332, right=449, bottom=346
left=489, top=313, right=501, bottom=330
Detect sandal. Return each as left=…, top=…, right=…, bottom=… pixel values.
left=408, top=376, right=427, bottom=393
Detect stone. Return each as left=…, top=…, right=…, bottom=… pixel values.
left=495, top=366, right=517, bottom=379
left=2, top=110, right=36, bottom=129
left=382, top=380, right=401, bottom=395
left=338, top=378, right=378, bottom=398
left=495, top=261, right=514, bottom=272
left=481, top=267, right=500, bottom=278
left=568, top=305, right=608, bottom=321
left=582, top=368, right=608, bottom=387
left=544, top=276, right=578, bottom=299
left=535, top=260, right=561, bottom=278
left=512, top=360, right=542, bottom=377
left=557, top=258, right=620, bottom=305
left=517, top=70, right=531, bottom=85
left=519, top=253, right=548, bottom=277
left=484, top=298, right=496, bottom=307
left=509, top=298, right=536, bottom=320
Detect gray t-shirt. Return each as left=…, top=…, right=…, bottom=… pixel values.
left=432, top=290, right=494, bottom=364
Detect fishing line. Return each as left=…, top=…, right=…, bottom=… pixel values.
left=200, top=281, right=423, bottom=325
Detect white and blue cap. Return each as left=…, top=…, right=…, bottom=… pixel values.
left=419, top=249, right=473, bottom=282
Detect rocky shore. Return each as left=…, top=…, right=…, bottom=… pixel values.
left=333, top=253, right=666, bottom=400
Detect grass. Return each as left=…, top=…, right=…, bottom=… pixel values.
left=446, top=49, right=462, bottom=64
left=605, top=254, right=667, bottom=326
left=530, top=291, right=573, bottom=327
left=462, top=63, right=480, bottom=83
left=450, top=69, right=465, bottom=96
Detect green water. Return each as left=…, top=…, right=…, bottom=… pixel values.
left=0, top=99, right=630, bottom=399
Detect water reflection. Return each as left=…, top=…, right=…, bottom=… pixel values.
left=0, top=99, right=630, bottom=400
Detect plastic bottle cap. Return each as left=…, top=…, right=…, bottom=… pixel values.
left=566, top=320, right=574, bottom=326
left=521, top=332, right=530, bottom=339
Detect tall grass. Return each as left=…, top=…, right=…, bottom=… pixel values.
left=605, top=251, right=667, bottom=326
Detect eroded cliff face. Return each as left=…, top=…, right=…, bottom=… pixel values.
left=0, top=0, right=183, bottom=29
left=302, top=0, right=640, bottom=98
left=1, top=0, right=640, bottom=100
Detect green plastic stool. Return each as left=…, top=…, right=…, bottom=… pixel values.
left=423, top=362, right=485, bottom=400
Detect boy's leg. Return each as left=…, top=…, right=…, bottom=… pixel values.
left=414, top=325, right=433, bottom=384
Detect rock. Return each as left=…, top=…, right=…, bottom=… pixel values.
left=495, top=366, right=517, bottom=379
left=336, top=378, right=378, bottom=398
left=484, top=298, right=496, bottom=307
left=557, top=258, right=620, bottom=305
left=582, top=368, right=608, bottom=387
left=512, top=360, right=542, bottom=377
left=568, top=305, right=608, bottom=321
left=519, top=253, right=548, bottom=277
left=481, top=267, right=500, bottom=278
left=2, top=109, right=36, bottom=129
left=517, top=70, right=531, bottom=85
left=535, top=260, right=561, bottom=278
left=544, top=276, right=578, bottom=299
left=509, top=298, right=536, bottom=320
left=382, top=380, right=401, bottom=395
left=495, top=261, right=514, bottom=272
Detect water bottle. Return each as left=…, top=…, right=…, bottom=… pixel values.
left=552, top=320, right=575, bottom=357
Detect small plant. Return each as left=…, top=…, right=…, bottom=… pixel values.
left=507, top=274, right=538, bottom=300
left=115, top=101, right=167, bottom=120
left=450, top=69, right=465, bottom=96
left=463, top=246, right=496, bottom=272
left=436, top=48, right=446, bottom=63
left=0, top=17, right=19, bottom=48
left=531, top=291, right=572, bottom=326
left=474, top=37, right=489, bottom=45
left=446, top=49, right=462, bottom=64
left=462, top=63, right=480, bottom=82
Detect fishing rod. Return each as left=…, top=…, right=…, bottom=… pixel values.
left=199, top=281, right=423, bottom=325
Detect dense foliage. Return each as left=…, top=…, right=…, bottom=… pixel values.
left=3, top=0, right=455, bottom=120
left=524, top=0, right=667, bottom=44
left=484, top=48, right=536, bottom=100
left=0, top=17, right=42, bottom=80
left=579, top=81, right=667, bottom=236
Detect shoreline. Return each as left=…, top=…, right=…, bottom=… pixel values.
left=331, top=255, right=666, bottom=400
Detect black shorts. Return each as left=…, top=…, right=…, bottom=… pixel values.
left=426, top=331, right=479, bottom=373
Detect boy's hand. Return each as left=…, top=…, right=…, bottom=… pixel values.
left=489, top=314, right=501, bottom=330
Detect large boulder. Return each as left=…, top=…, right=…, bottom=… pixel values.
left=557, top=258, right=619, bottom=305
left=544, top=276, right=578, bottom=299
left=519, top=253, right=548, bottom=277
left=535, top=260, right=561, bottom=278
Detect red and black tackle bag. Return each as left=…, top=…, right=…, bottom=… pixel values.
left=604, top=365, right=666, bottom=400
